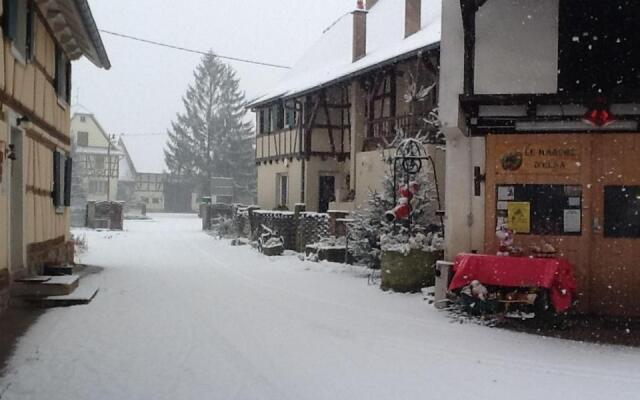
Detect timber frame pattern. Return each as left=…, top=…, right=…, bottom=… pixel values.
left=255, top=50, right=442, bottom=165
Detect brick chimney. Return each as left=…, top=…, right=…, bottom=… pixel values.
left=352, top=2, right=367, bottom=62
left=366, top=0, right=379, bottom=10
left=405, top=0, right=422, bottom=38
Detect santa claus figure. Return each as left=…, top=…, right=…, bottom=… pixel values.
left=385, top=181, right=419, bottom=222
left=495, top=224, right=515, bottom=256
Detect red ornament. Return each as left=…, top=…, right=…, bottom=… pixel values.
left=583, top=99, right=616, bottom=127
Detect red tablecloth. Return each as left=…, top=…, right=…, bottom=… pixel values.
left=449, top=254, right=577, bottom=313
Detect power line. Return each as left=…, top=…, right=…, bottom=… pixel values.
left=119, top=133, right=168, bottom=137
left=99, top=29, right=292, bottom=70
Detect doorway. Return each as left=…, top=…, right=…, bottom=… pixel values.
left=318, top=175, right=335, bottom=213
left=9, top=127, right=24, bottom=274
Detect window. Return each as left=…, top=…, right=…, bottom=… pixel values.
left=277, top=174, right=288, bottom=207
left=52, top=150, right=68, bottom=208
left=95, top=155, right=105, bottom=170
left=495, top=184, right=582, bottom=236
left=152, top=198, right=160, bottom=204
left=55, top=45, right=72, bottom=103
left=604, top=186, right=640, bottom=238
left=258, top=108, right=270, bottom=135
left=558, top=0, right=640, bottom=94
left=88, top=180, right=107, bottom=195
left=77, top=131, right=89, bottom=147
left=80, top=116, right=87, bottom=123
left=141, top=196, right=149, bottom=204
left=3, top=0, right=34, bottom=62
left=272, top=104, right=284, bottom=131
left=285, top=102, right=296, bottom=128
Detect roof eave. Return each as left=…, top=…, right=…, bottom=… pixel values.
left=73, top=0, right=111, bottom=69
left=248, top=41, right=440, bottom=109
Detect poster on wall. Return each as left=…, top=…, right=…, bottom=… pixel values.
left=507, top=202, right=531, bottom=234
left=497, top=186, right=515, bottom=201
left=563, top=209, right=581, bottom=233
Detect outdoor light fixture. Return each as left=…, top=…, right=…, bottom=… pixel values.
left=583, top=98, right=616, bottom=127
left=16, top=116, right=30, bottom=126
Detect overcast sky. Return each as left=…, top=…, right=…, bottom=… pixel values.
left=72, top=0, right=356, bottom=136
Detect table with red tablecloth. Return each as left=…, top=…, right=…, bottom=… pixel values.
left=448, top=254, right=577, bottom=313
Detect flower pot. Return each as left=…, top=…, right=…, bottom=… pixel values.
left=380, top=249, right=444, bottom=293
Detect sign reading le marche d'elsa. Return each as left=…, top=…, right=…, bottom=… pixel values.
left=497, top=141, right=582, bottom=175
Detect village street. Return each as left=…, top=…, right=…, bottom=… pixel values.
left=1, top=214, right=640, bottom=400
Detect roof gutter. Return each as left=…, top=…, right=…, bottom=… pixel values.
left=247, top=41, right=440, bottom=110
left=73, top=0, right=111, bottom=69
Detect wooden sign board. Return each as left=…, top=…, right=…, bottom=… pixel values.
left=495, top=138, right=582, bottom=175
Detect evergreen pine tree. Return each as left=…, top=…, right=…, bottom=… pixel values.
left=165, top=53, right=256, bottom=201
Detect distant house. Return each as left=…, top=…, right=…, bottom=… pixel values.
left=118, top=135, right=171, bottom=212
left=71, top=113, right=122, bottom=203
left=248, top=0, right=444, bottom=213
left=0, top=1, right=110, bottom=312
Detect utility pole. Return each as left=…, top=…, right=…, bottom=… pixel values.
left=107, top=134, right=114, bottom=201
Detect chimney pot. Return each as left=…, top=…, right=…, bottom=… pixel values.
left=405, top=0, right=422, bottom=38
left=357, top=0, right=365, bottom=10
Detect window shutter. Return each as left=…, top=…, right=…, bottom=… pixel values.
left=54, top=45, right=60, bottom=95
left=52, top=150, right=61, bottom=207
left=26, top=0, right=34, bottom=60
left=64, top=157, right=72, bottom=207
left=3, top=0, right=17, bottom=41
left=65, top=61, right=71, bottom=103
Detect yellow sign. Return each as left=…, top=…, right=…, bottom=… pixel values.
left=496, top=142, right=582, bottom=175
left=507, top=202, right=531, bottom=234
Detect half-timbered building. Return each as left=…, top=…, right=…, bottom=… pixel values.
left=71, top=113, right=122, bottom=203
left=0, top=0, right=110, bottom=311
left=441, top=0, right=640, bottom=316
left=249, top=0, right=444, bottom=213
left=118, top=134, right=169, bottom=213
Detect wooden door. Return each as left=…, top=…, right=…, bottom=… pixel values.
left=590, top=134, right=640, bottom=317
left=318, top=176, right=336, bottom=213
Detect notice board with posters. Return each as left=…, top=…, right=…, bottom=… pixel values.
left=496, top=184, right=582, bottom=235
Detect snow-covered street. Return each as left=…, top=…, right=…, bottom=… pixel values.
left=1, top=214, right=640, bottom=399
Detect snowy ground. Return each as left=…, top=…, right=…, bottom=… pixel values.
left=1, top=214, right=640, bottom=399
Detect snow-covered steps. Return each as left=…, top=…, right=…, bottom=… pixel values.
left=43, top=264, right=75, bottom=276
left=28, top=286, right=100, bottom=308
left=12, top=275, right=80, bottom=298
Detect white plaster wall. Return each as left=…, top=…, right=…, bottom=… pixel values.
left=256, top=160, right=303, bottom=211
left=475, top=0, right=559, bottom=94
left=440, top=1, right=487, bottom=259
left=439, top=0, right=465, bottom=134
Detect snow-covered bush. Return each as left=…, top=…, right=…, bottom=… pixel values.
left=380, top=232, right=444, bottom=255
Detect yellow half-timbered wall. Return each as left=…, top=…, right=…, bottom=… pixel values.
left=0, top=2, right=73, bottom=290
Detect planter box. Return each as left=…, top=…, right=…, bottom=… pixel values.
left=305, top=245, right=347, bottom=263
left=261, top=244, right=284, bottom=257
left=380, top=249, right=444, bottom=293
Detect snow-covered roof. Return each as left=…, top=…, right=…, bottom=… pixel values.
left=119, top=134, right=169, bottom=175
left=248, top=0, right=441, bottom=108
left=75, top=146, right=124, bottom=156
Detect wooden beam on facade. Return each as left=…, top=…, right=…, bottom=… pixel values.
left=321, top=91, right=337, bottom=155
